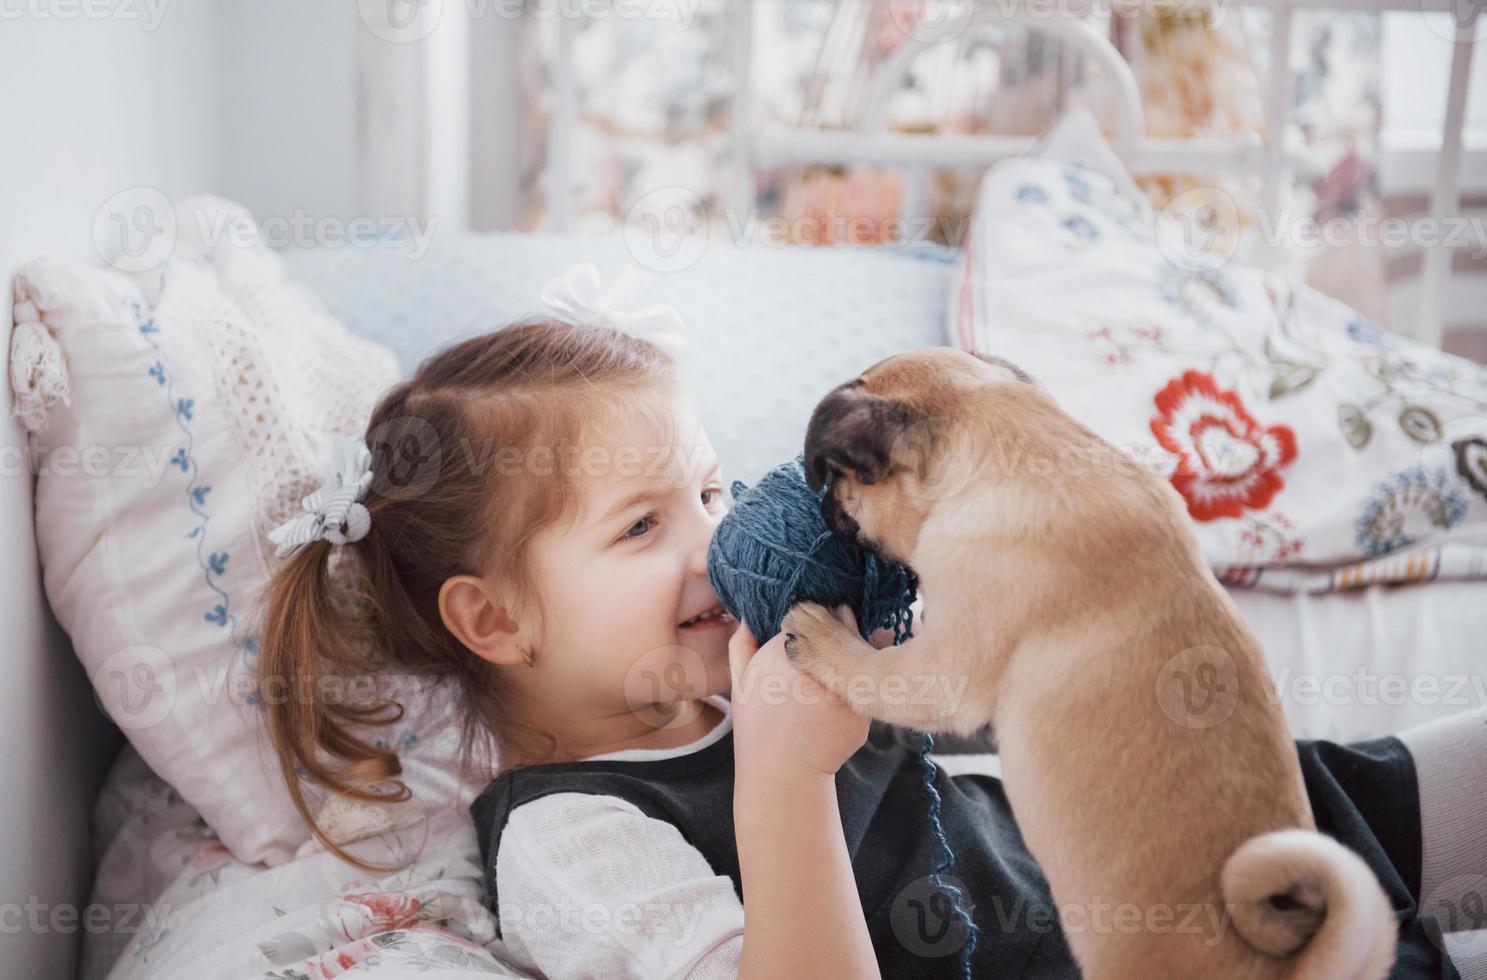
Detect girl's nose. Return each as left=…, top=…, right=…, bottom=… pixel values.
left=688, top=521, right=714, bottom=577
left=687, top=502, right=723, bottom=577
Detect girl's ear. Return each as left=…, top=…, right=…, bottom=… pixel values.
left=438, top=575, right=532, bottom=667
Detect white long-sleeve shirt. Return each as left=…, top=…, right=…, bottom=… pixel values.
left=487, top=695, right=1001, bottom=980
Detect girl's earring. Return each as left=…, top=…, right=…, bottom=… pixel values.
left=520, top=646, right=534, bottom=667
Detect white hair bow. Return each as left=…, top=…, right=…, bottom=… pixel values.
left=268, top=437, right=376, bottom=558
left=540, top=263, right=686, bottom=349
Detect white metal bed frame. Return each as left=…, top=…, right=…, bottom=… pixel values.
left=545, top=0, right=1481, bottom=348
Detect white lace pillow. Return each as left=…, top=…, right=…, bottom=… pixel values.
left=10, top=196, right=474, bottom=864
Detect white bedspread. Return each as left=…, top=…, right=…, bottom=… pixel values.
left=86, top=748, right=529, bottom=980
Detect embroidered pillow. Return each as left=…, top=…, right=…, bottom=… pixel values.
left=950, top=158, right=1487, bottom=593
left=9, top=196, right=474, bottom=864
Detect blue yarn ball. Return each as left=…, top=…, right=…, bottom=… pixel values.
left=709, top=455, right=978, bottom=979
left=706, top=454, right=919, bottom=643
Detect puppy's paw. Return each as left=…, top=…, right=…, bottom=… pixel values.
left=782, top=601, right=855, bottom=655
left=782, top=602, right=869, bottom=696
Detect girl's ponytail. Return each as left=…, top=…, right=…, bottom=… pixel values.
left=257, top=533, right=410, bottom=872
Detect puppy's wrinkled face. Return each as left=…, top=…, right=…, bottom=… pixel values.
left=803, top=348, right=1035, bottom=565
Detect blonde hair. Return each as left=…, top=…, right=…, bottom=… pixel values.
left=256, top=319, right=683, bottom=869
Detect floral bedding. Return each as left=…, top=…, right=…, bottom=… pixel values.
left=85, top=746, right=528, bottom=980
left=951, top=158, right=1487, bottom=594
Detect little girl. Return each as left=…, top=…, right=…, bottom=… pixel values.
left=259, top=320, right=1483, bottom=979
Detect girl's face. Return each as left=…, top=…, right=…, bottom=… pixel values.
left=520, top=387, right=736, bottom=731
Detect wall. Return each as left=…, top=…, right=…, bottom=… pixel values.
left=0, top=7, right=224, bottom=977
left=216, top=0, right=361, bottom=223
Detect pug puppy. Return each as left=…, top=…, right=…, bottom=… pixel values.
left=779, top=347, right=1395, bottom=980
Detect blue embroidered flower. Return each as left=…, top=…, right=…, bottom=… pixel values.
left=1062, top=215, right=1099, bottom=241
left=1346, top=318, right=1384, bottom=346
left=133, top=289, right=256, bottom=682
left=1158, top=266, right=1238, bottom=325
left=1064, top=167, right=1093, bottom=204
left=1015, top=185, right=1049, bottom=204
left=1354, top=467, right=1468, bottom=557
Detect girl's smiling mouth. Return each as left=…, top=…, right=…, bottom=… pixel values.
left=679, top=603, right=735, bottom=629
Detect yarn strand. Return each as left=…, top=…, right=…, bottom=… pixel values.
left=912, top=728, right=980, bottom=980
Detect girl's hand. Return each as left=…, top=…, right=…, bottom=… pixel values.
left=728, top=616, right=870, bottom=786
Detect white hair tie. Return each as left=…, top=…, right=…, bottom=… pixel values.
left=269, top=437, right=376, bottom=559
left=540, top=262, right=686, bottom=350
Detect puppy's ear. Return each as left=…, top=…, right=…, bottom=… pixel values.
left=970, top=350, right=1044, bottom=390
left=803, top=381, right=915, bottom=492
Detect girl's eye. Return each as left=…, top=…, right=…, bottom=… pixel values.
left=623, top=514, right=654, bottom=540
left=621, top=486, right=721, bottom=543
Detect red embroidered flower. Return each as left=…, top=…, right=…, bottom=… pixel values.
left=1150, top=370, right=1298, bottom=521
left=306, top=938, right=379, bottom=980
left=343, top=891, right=422, bottom=933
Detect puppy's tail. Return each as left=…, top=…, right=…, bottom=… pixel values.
left=1220, top=829, right=1395, bottom=980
